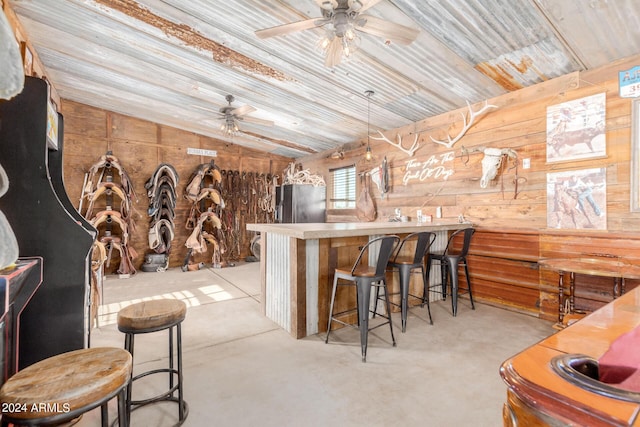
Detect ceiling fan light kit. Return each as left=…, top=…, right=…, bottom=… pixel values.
left=212, top=94, right=273, bottom=138
left=255, top=0, right=419, bottom=67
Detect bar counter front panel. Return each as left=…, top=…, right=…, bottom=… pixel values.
left=246, top=221, right=470, bottom=338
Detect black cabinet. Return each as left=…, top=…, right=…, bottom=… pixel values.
left=0, top=77, right=95, bottom=368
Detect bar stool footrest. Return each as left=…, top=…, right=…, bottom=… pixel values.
left=129, top=397, right=189, bottom=427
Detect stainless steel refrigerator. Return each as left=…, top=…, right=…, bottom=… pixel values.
left=275, top=184, right=326, bottom=223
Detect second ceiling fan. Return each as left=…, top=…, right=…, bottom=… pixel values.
left=255, top=0, right=419, bottom=67
left=209, top=95, right=274, bottom=137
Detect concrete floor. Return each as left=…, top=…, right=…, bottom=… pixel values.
left=79, top=262, right=554, bottom=427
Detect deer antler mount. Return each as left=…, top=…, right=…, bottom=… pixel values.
left=370, top=131, right=419, bottom=157
left=430, top=100, right=497, bottom=149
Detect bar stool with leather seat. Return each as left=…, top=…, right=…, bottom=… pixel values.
left=385, top=231, right=436, bottom=332
left=117, top=299, right=188, bottom=426
left=427, top=227, right=476, bottom=316
left=325, top=235, right=400, bottom=362
left=0, top=347, right=131, bottom=427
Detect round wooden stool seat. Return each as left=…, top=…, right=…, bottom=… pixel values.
left=117, top=299, right=188, bottom=426
left=117, top=299, right=187, bottom=333
left=0, top=347, right=131, bottom=425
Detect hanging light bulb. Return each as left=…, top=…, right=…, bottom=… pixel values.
left=365, top=145, right=372, bottom=161
left=365, top=89, right=374, bottom=161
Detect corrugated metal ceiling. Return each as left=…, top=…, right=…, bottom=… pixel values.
left=8, top=0, right=640, bottom=158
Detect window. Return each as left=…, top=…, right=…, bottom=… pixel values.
left=329, top=165, right=356, bottom=209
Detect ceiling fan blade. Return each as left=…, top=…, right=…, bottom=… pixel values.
left=231, top=104, right=256, bottom=117
left=255, top=18, right=328, bottom=39
left=357, top=14, right=419, bottom=45
left=192, top=104, right=225, bottom=115
left=242, top=116, right=274, bottom=126
left=324, top=37, right=343, bottom=67
left=348, top=0, right=383, bottom=13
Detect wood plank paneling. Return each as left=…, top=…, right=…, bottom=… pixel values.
left=300, top=56, right=640, bottom=234
left=61, top=100, right=292, bottom=272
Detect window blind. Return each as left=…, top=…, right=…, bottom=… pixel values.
left=329, top=165, right=356, bottom=209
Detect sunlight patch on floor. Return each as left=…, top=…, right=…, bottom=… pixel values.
left=96, top=284, right=234, bottom=326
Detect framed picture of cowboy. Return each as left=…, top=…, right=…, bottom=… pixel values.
left=547, top=167, right=607, bottom=230
left=546, top=93, right=607, bottom=163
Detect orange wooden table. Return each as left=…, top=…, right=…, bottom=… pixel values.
left=501, top=285, right=640, bottom=426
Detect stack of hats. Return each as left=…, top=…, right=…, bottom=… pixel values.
left=142, top=163, right=179, bottom=272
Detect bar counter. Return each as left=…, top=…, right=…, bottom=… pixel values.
left=500, top=283, right=640, bottom=426
left=246, top=220, right=470, bottom=338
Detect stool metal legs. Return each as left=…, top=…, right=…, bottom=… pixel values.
left=441, top=256, right=475, bottom=317
left=124, top=322, right=188, bottom=427
left=326, top=274, right=396, bottom=362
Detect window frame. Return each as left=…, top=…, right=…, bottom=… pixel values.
left=328, top=164, right=357, bottom=210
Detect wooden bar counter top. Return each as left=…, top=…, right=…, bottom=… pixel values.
left=500, top=284, right=640, bottom=426
left=246, top=220, right=467, bottom=239
left=246, top=220, right=470, bottom=338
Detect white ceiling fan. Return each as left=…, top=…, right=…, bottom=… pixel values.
left=197, top=95, right=274, bottom=137
left=255, top=0, right=419, bottom=67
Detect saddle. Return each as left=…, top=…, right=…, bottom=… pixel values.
left=82, top=152, right=137, bottom=276
left=84, top=181, right=131, bottom=220
left=145, top=163, right=179, bottom=262
left=185, top=211, right=222, bottom=253
left=90, top=210, right=130, bottom=244
left=196, top=187, right=224, bottom=206
left=97, top=235, right=136, bottom=275
left=185, top=161, right=222, bottom=202
left=148, top=218, right=175, bottom=254
left=86, top=153, right=137, bottom=203
left=145, top=163, right=179, bottom=195
left=147, top=184, right=176, bottom=215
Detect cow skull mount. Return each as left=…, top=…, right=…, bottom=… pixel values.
left=462, top=146, right=517, bottom=188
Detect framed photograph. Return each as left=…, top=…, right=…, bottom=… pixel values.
left=631, top=98, right=640, bottom=212
left=20, top=42, right=33, bottom=75
left=547, top=168, right=607, bottom=230
left=546, top=93, right=607, bottom=163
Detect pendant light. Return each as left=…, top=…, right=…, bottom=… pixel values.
left=365, top=90, right=374, bottom=161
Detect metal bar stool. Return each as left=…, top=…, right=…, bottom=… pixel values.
left=0, top=347, right=131, bottom=427
left=325, top=235, right=400, bottom=362
left=117, top=299, right=188, bottom=426
left=385, top=231, right=436, bottom=331
left=427, top=227, right=476, bottom=316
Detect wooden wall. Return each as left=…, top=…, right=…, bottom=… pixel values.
left=299, top=54, right=640, bottom=320
left=61, top=100, right=292, bottom=272
left=300, top=55, right=640, bottom=232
